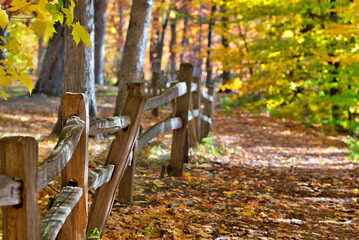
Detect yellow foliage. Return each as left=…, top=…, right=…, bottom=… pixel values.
left=0, top=0, right=91, bottom=99
left=0, top=9, right=8, bottom=30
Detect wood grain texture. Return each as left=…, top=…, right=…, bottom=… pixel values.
left=88, top=83, right=146, bottom=236
left=144, top=81, right=187, bottom=112
left=168, top=63, right=193, bottom=177
left=89, top=115, right=131, bottom=135
left=0, top=137, right=42, bottom=240
left=37, top=115, right=85, bottom=192
left=42, top=186, right=83, bottom=240
left=136, top=117, right=182, bottom=154
left=117, top=132, right=139, bottom=202
left=0, top=175, right=21, bottom=207
left=88, top=164, right=115, bottom=191
left=58, top=93, right=89, bottom=240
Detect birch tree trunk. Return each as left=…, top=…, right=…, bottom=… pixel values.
left=95, top=0, right=109, bottom=85
left=53, top=0, right=97, bottom=135
left=114, top=0, right=153, bottom=115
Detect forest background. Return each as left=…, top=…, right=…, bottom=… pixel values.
left=0, top=0, right=359, bottom=134
left=1, top=0, right=359, bottom=239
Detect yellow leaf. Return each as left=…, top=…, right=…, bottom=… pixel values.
left=53, top=13, right=64, bottom=24
left=62, top=0, right=75, bottom=27
left=28, top=0, right=48, bottom=20
left=31, top=20, right=56, bottom=38
left=0, top=89, right=7, bottom=100
left=0, top=9, right=9, bottom=30
left=71, top=22, right=92, bottom=47
left=32, top=20, right=47, bottom=38
left=219, top=229, right=230, bottom=234
left=0, top=36, right=7, bottom=44
left=223, top=191, right=236, bottom=195
left=153, top=180, right=164, bottom=188
left=9, top=0, right=30, bottom=12
left=19, top=72, right=34, bottom=94
left=282, top=30, right=294, bottom=39
left=0, top=71, right=12, bottom=89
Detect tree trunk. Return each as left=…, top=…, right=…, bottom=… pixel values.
left=53, top=0, right=97, bottom=135
left=0, top=25, right=7, bottom=61
left=36, top=36, right=45, bottom=76
left=221, top=6, right=230, bottom=86
left=114, top=0, right=153, bottom=115
left=193, top=5, right=203, bottom=78
left=94, top=0, right=109, bottom=85
left=170, top=15, right=177, bottom=81
left=150, top=10, right=170, bottom=74
left=34, top=24, right=64, bottom=96
left=115, top=6, right=125, bottom=86
left=180, top=16, right=189, bottom=63
left=205, top=5, right=216, bottom=87
left=328, top=0, right=341, bottom=126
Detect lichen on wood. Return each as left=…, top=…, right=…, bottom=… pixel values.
left=144, top=82, right=187, bottom=112
left=89, top=115, right=131, bottom=135
left=88, top=164, right=115, bottom=191
left=42, top=186, right=82, bottom=240
left=37, top=116, right=85, bottom=191
left=137, top=117, right=182, bottom=154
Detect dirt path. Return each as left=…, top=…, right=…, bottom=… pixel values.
left=1, top=90, right=359, bottom=239
left=98, top=109, right=359, bottom=239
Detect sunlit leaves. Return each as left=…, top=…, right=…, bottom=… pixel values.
left=72, top=22, right=92, bottom=47
left=216, top=0, right=359, bottom=130
left=0, top=0, right=92, bottom=99
left=19, top=71, right=35, bottom=94
left=0, top=9, right=9, bottom=30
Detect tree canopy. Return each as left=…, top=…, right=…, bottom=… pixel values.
left=213, top=0, right=359, bottom=130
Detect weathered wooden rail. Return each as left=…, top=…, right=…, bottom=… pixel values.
left=0, top=63, right=215, bottom=239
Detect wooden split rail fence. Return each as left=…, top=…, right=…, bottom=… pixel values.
left=0, top=63, right=215, bottom=239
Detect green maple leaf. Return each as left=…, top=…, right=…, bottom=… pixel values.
left=71, top=22, right=92, bottom=47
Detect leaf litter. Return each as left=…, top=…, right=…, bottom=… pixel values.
left=0, top=86, right=358, bottom=239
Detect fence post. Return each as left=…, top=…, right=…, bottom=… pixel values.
left=0, top=136, right=41, bottom=240
left=57, top=93, right=89, bottom=240
left=117, top=130, right=139, bottom=202
left=201, top=86, right=215, bottom=140
left=87, top=83, right=146, bottom=236
left=168, top=63, right=193, bottom=177
left=193, top=77, right=201, bottom=142
left=151, top=72, right=160, bottom=117
left=189, top=76, right=201, bottom=147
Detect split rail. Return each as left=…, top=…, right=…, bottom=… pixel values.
left=0, top=63, right=215, bottom=239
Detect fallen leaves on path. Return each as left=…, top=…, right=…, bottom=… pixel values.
left=1, top=87, right=359, bottom=239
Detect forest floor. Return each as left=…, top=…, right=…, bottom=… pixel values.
left=1, top=85, right=359, bottom=239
